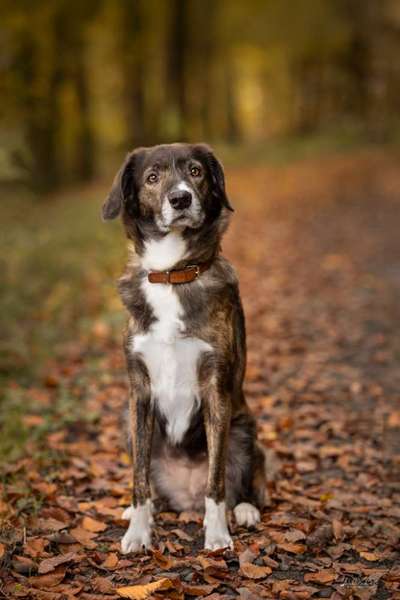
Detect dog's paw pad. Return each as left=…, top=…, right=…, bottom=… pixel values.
left=233, top=502, right=260, bottom=527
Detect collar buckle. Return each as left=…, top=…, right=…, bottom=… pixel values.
left=185, top=264, right=200, bottom=279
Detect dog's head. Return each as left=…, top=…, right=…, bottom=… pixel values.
left=102, top=143, right=233, bottom=235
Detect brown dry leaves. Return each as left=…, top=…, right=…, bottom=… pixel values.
left=1, top=152, right=400, bottom=598
left=116, top=578, right=174, bottom=599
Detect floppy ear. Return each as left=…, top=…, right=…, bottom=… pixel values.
left=196, top=144, right=234, bottom=212
left=102, top=152, right=137, bottom=221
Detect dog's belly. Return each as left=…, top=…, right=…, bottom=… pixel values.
left=152, top=448, right=208, bottom=512
left=133, top=333, right=211, bottom=444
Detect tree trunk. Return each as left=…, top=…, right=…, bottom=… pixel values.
left=19, top=27, right=64, bottom=192
left=72, top=39, right=95, bottom=181
left=120, top=0, right=148, bottom=146
left=165, top=0, right=189, bottom=140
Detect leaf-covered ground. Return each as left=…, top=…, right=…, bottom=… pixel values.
left=1, top=150, right=400, bottom=599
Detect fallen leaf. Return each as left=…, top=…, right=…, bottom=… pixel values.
left=24, top=538, right=49, bottom=558
left=37, top=518, right=68, bottom=531
left=285, top=528, right=307, bottom=543
left=262, top=555, right=279, bottom=568
left=182, top=583, right=216, bottom=596
left=387, top=411, right=400, bottom=427
left=82, top=516, right=107, bottom=532
left=268, top=530, right=286, bottom=544
left=38, top=551, right=78, bottom=574
left=54, top=583, right=83, bottom=596
left=171, top=528, right=193, bottom=541
left=240, top=562, right=272, bottom=579
left=304, top=568, right=336, bottom=584
left=0, top=543, right=5, bottom=559
left=151, top=548, right=175, bottom=569
left=102, top=552, right=119, bottom=569
left=46, top=531, right=77, bottom=544
left=56, top=495, right=79, bottom=512
left=31, top=481, right=57, bottom=497
left=70, top=527, right=97, bottom=548
left=29, top=565, right=66, bottom=588
left=239, top=548, right=258, bottom=567
left=93, top=576, right=115, bottom=594
left=332, top=518, right=343, bottom=541
left=197, top=556, right=228, bottom=571
left=280, top=584, right=321, bottom=599
left=116, top=578, right=174, bottom=599
left=359, top=551, right=383, bottom=562
left=12, top=555, right=37, bottom=575
left=277, top=543, right=306, bottom=554
left=165, top=540, right=184, bottom=554
left=178, top=511, right=202, bottom=523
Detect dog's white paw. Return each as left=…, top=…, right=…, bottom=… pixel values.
left=204, top=528, right=233, bottom=550
left=233, top=502, right=260, bottom=527
left=203, top=497, right=233, bottom=550
left=121, top=522, right=152, bottom=553
left=120, top=500, right=154, bottom=554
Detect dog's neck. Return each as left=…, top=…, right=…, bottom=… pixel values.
left=128, top=221, right=223, bottom=274
left=138, top=231, right=219, bottom=273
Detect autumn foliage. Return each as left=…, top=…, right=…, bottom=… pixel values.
left=1, top=151, right=400, bottom=598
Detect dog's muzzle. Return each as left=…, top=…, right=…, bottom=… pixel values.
left=168, top=189, right=192, bottom=211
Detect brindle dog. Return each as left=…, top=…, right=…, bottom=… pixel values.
left=102, top=143, right=267, bottom=552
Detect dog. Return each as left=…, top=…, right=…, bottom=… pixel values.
left=102, top=143, right=267, bottom=552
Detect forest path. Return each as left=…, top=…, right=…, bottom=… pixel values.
left=1, top=150, right=400, bottom=599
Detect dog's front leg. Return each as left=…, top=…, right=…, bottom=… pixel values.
left=121, top=358, right=154, bottom=554
left=203, top=382, right=233, bottom=550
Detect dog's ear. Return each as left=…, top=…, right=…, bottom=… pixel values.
left=102, top=151, right=138, bottom=221
left=195, top=144, right=234, bottom=212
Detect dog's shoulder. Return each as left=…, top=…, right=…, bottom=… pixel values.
left=118, top=260, right=155, bottom=331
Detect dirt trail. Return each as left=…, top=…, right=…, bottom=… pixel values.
left=1, top=150, right=400, bottom=599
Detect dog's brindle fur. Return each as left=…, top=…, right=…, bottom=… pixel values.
left=103, top=143, right=267, bottom=552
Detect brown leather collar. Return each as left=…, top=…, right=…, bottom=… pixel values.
left=147, top=260, right=213, bottom=284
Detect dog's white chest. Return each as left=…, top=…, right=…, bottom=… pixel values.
left=133, top=276, right=210, bottom=444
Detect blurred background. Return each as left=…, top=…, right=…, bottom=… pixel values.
left=2, top=0, right=400, bottom=190
left=1, top=0, right=400, bottom=460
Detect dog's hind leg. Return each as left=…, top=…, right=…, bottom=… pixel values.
left=232, top=444, right=267, bottom=528
left=121, top=355, right=155, bottom=554
left=233, top=502, right=261, bottom=527
left=226, top=418, right=270, bottom=528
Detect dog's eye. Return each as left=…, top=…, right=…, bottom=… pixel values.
left=190, top=165, right=201, bottom=177
left=146, top=172, right=159, bottom=184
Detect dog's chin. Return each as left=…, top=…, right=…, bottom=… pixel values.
left=156, top=214, right=205, bottom=233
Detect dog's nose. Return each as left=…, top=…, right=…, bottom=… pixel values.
left=168, top=190, right=192, bottom=210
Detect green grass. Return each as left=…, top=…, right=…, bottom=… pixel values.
left=0, top=183, right=126, bottom=463
left=0, top=183, right=125, bottom=382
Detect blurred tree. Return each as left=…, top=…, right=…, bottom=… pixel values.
left=14, top=4, right=66, bottom=191
left=165, top=0, right=190, bottom=140
left=1, top=0, right=96, bottom=191
left=118, top=0, right=148, bottom=146
left=69, top=5, right=96, bottom=182
left=1, top=0, right=400, bottom=192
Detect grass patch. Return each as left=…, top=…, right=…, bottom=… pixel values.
left=1, top=183, right=125, bottom=462
left=1, top=184, right=125, bottom=382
